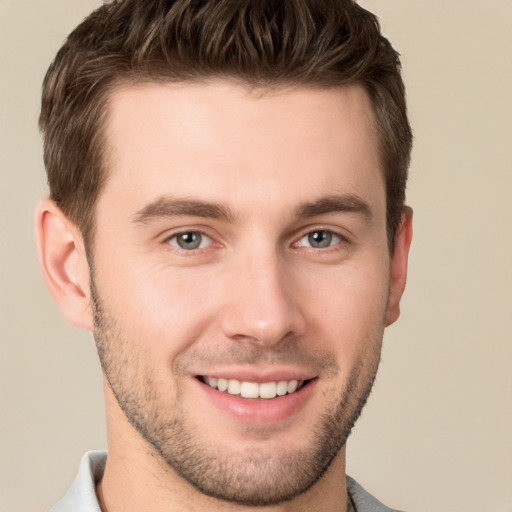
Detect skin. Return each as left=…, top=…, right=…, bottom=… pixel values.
left=36, top=81, right=412, bottom=512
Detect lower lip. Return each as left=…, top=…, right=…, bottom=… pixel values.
left=195, top=378, right=318, bottom=425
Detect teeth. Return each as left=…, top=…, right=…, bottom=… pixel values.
left=259, top=381, right=277, bottom=399
left=276, top=380, right=288, bottom=396
left=287, top=380, right=298, bottom=393
left=240, top=381, right=259, bottom=398
left=202, top=377, right=305, bottom=399
left=227, top=379, right=241, bottom=395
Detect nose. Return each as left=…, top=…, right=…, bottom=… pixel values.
left=219, top=251, right=306, bottom=346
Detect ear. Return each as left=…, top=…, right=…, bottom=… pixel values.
left=35, top=198, right=94, bottom=331
left=385, top=207, right=413, bottom=326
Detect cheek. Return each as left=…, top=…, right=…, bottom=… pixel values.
left=96, top=259, right=221, bottom=358
left=299, top=261, right=389, bottom=354
left=92, top=217, right=205, bottom=326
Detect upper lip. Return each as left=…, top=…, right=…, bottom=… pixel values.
left=194, top=367, right=317, bottom=383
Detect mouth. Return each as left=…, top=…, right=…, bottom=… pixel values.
left=199, top=376, right=310, bottom=399
left=195, top=372, right=318, bottom=424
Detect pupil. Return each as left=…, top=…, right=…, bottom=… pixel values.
left=178, top=232, right=201, bottom=249
left=309, top=231, right=331, bottom=248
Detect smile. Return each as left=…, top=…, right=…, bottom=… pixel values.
left=201, top=376, right=306, bottom=399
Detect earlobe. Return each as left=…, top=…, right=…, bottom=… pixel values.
left=385, top=207, right=413, bottom=326
left=35, top=198, right=94, bottom=331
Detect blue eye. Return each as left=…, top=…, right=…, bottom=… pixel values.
left=168, top=231, right=211, bottom=250
left=299, top=230, right=341, bottom=249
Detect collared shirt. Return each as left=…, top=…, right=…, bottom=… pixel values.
left=48, top=451, right=403, bottom=512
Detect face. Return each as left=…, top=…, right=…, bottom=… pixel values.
left=90, top=81, right=397, bottom=506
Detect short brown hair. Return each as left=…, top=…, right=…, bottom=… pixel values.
left=40, top=0, right=412, bottom=248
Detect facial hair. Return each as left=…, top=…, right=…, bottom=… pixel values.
left=91, top=276, right=383, bottom=507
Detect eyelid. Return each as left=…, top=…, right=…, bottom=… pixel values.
left=161, top=224, right=215, bottom=241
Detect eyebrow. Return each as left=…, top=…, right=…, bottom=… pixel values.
left=132, top=197, right=236, bottom=224
left=295, top=194, right=373, bottom=221
left=132, top=193, right=372, bottom=225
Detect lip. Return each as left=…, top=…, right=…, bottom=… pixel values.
left=193, top=372, right=318, bottom=425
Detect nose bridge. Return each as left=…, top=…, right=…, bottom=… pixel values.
left=220, top=243, right=305, bottom=345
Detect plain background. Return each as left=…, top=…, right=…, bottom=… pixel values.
left=1, top=1, right=511, bottom=511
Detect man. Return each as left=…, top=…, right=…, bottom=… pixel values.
left=36, top=0, right=413, bottom=511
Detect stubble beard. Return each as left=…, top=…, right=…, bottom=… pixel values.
left=91, top=278, right=383, bottom=507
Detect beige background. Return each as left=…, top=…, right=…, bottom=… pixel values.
left=1, top=1, right=511, bottom=511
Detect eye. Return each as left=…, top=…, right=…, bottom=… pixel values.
left=298, top=230, right=342, bottom=249
left=167, top=231, right=212, bottom=250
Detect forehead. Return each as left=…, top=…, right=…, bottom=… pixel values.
left=99, top=80, right=384, bottom=219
